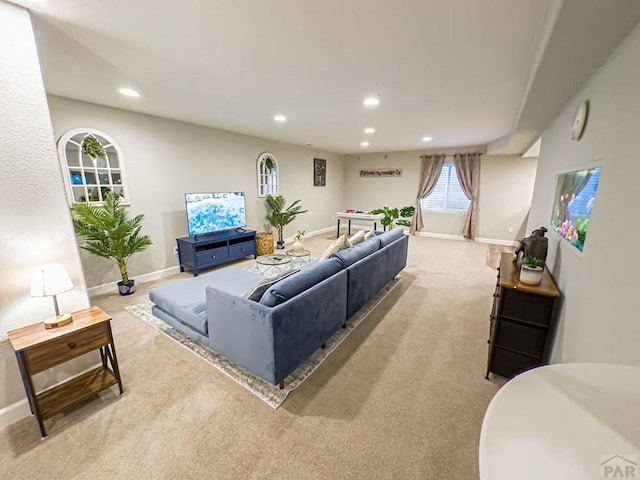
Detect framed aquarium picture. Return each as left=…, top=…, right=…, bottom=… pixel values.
left=550, top=165, right=601, bottom=252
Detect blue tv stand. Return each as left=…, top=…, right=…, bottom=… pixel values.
left=176, top=229, right=257, bottom=276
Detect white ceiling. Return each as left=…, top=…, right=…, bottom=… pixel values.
left=12, top=0, right=640, bottom=154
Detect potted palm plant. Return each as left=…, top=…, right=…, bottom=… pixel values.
left=265, top=195, right=307, bottom=249
left=70, top=192, right=152, bottom=295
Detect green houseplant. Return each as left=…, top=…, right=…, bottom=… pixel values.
left=371, top=206, right=416, bottom=229
left=519, top=256, right=544, bottom=286
left=265, top=195, right=307, bottom=249
left=70, top=192, right=152, bottom=295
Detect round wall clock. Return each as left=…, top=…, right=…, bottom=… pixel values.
left=571, top=100, right=589, bottom=141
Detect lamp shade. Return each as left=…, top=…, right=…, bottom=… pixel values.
left=31, top=264, right=73, bottom=297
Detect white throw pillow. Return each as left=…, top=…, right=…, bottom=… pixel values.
left=348, top=230, right=366, bottom=247
left=319, top=234, right=349, bottom=261
left=364, top=230, right=376, bottom=240
left=243, top=268, right=300, bottom=302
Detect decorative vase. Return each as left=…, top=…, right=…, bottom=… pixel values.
left=276, top=240, right=285, bottom=250
left=117, top=279, right=136, bottom=296
left=519, top=265, right=543, bottom=285
left=292, top=237, right=304, bottom=253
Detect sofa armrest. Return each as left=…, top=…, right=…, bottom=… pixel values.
left=206, top=287, right=278, bottom=384
left=206, top=269, right=348, bottom=386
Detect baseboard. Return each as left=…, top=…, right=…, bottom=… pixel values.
left=283, top=225, right=336, bottom=243
left=87, top=266, right=181, bottom=296
left=476, top=237, right=519, bottom=246
left=415, top=232, right=467, bottom=241
left=0, top=399, right=31, bottom=432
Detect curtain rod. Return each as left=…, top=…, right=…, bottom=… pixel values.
left=420, top=152, right=483, bottom=159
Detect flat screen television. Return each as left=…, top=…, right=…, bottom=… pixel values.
left=185, top=192, right=247, bottom=237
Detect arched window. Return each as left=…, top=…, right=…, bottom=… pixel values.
left=257, top=152, right=279, bottom=197
left=57, top=128, right=129, bottom=205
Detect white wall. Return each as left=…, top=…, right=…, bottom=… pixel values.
left=527, top=20, right=640, bottom=365
left=47, top=96, right=346, bottom=288
left=344, top=149, right=537, bottom=242
left=0, top=2, right=92, bottom=428
left=478, top=155, right=538, bottom=241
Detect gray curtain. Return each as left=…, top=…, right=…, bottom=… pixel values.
left=454, top=152, right=481, bottom=240
left=410, top=154, right=446, bottom=234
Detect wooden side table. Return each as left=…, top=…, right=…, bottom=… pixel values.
left=8, top=306, right=123, bottom=437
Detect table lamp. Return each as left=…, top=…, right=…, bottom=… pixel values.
left=31, top=264, right=74, bottom=329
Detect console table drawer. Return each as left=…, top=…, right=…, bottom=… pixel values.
left=490, top=347, right=540, bottom=379
left=196, top=247, right=229, bottom=266
left=25, top=322, right=110, bottom=374
left=494, top=319, right=546, bottom=359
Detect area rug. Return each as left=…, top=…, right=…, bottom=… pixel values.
left=124, top=277, right=401, bottom=409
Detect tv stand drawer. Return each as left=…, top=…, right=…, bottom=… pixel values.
left=196, top=247, right=229, bottom=266
left=229, top=241, right=256, bottom=259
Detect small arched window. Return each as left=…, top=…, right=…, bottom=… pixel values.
left=257, top=152, right=279, bottom=197
left=57, top=128, right=129, bottom=205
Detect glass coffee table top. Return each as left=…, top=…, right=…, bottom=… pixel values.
left=286, top=249, right=311, bottom=265
left=256, top=254, right=292, bottom=276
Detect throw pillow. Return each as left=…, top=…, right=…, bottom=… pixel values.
left=243, top=268, right=300, bottom=302
left=319, top=234, right=349, bottom=262
left=364, top=230, right=376, bottom=240
left=348, top=230, right=365, bottom=247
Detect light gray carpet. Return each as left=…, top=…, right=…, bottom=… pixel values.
left=0, top=234, right=505, bottom=480
left=124, top=277, right=401, bottom=408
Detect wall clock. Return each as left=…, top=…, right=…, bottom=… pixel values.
left=571, top=100, right=589, bottom=141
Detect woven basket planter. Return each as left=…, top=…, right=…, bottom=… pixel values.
left=257, top=231, right=274, bottom=255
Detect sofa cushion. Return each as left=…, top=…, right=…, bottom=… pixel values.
left=260, top=257, right=342, bottom=307
left=243, top=268, right=300, bottom=302
left=331, top=236, right=381, bottom=268
left=377, top=228, right=405, bottom=247
left=348, top=230, right=366, bottom=246
left=319, top=234, right=349, bottom=261
left=149, top=268, right=262, bottom=335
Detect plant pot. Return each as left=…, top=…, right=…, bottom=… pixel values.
left=118, top=279, right=136, bottom=296
left=292, top=238, right=304, bottom=253
left=519, top=265, right=543, bottom=285
left=276, top=240, right=285, bottom=250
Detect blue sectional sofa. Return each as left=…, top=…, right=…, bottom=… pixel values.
left=149, top=228, right=408, bottom=387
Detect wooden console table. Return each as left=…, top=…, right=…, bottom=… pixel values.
left=8, top=306, right=123, bottom=437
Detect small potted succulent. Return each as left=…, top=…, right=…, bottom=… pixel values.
left=519, top=256, right=545, bottom=285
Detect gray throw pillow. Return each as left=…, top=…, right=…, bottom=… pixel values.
left=243, top=268, right=300, bottom=302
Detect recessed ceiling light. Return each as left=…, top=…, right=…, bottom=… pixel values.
left=422, top=136, right=433, bottom=142
left=118, top=88, right=140, bottom=98
left=363, top=97, right=379, bottom=107
left=364, top=128, right=376, bottom=135
left=361, top=141, right=370, bottom=147
left=274, top=114, right=287, bottom=122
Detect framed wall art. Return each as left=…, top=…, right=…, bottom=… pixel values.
left=314, top=158, right=326, bottom=186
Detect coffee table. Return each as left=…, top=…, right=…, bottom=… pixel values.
left=286, top=249, right=311, bottom=267
left=256, top=253, right=292, bottom=277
